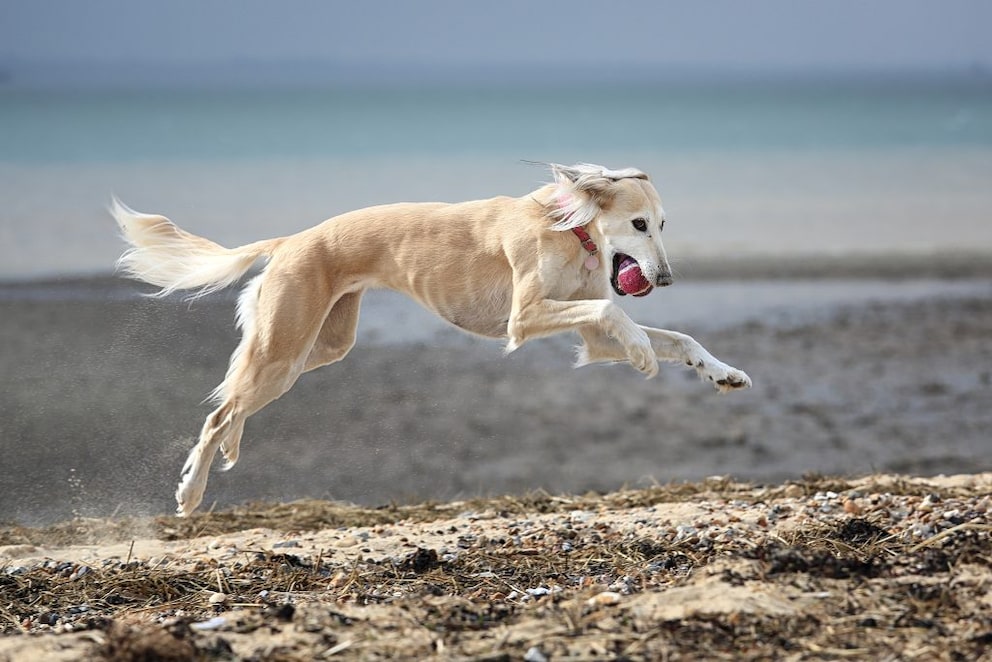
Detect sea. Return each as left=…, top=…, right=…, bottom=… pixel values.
left=1, top=75, right=991, bottom=283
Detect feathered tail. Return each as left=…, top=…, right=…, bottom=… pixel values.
left=111, top=197, right=281, bottom=299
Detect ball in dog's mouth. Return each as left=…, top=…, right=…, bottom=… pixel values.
left=611, top=253, right=654, bottom=297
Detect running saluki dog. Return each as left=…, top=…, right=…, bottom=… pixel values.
left=114, top=163, right=751, bottom=516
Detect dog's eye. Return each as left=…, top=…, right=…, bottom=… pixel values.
left=631, top=218, right=648, bottom=232
left=660, top=219, right=666, bottom=231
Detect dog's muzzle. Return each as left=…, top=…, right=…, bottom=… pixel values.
left=656, top=272, right=674, bottom=287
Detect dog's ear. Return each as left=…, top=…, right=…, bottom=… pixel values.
left=548, top=163, right=648, bottom=230
left=553, top=163, right=648, bottom=198
left=600, top=166, right=649, bottom=181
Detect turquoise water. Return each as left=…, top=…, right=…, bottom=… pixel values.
left=2, top=79, right=991, bottom=163
left=1, top=77, right=991, bottom=278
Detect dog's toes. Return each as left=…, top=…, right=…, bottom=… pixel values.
left=219, top=452, right=239, bottom=471
left=695, top=357, right=752, bottom=393
left=715, top=369, right=751, bottom=393
left=637, top=353, right=659, bottom=379
left=627, top=345, right=658, bottom=378
left=175, top=480, right=202, bottom=518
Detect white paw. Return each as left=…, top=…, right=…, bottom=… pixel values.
left=625, top=333, right=658, bottom=378
left=689, top=356, right=751, bottom=392
left=219, top=444, right=239, bottom=471
left=629, top=345, right=658, bottom=378
left=175, top=476, right=203, bottom=518
left=716, top=367, right=751, bottom=392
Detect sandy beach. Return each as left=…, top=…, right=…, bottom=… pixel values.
left=1, top=473, right=990, bottom=660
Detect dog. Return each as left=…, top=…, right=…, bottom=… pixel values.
left=113, top=162, right=751, bottom=516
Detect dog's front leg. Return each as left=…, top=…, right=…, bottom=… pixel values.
left=507, top=298, right=658, bottom=378
left=577, top=326, right=751, bottom=392
left=644, top=327, right=751, bottom=391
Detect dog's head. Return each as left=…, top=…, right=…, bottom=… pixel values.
left=548, top=163, right=673, bottom=296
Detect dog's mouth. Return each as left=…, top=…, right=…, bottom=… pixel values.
left=610, top=253, right=654, bottom=297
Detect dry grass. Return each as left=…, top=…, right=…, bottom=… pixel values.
left=1, top=475, right=990, bottom=660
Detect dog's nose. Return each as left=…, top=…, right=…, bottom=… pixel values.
left=656, top=272, right=674, bottom=287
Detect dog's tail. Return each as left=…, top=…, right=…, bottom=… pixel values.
left=111, top=197, right=283, bottom=299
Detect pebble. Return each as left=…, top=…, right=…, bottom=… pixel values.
left=586, top=590, right=622, bottom=607
left=524, top=646, right=549, bottom=662
left=608, top=577, right=634, bottom=594
left=191, top=616, right=227, bottom=631
left=207, top=591, right=228, bottom=605
left=272, top=540, right=301, bottom=549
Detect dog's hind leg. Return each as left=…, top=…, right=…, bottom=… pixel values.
left=303, top=290, right=363, bottom=372
left=212, top=288, right=361, bottom=478
left=209, top=291, right=363, bottom=479
left=175, top=268, right=337, bottom=517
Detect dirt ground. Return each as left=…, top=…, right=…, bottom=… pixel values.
left=1, top=473, right=990, bottom=661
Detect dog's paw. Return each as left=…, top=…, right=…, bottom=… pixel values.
left=714, top=367, right=751, bottom=392
left=692, top=358, right=751, bottom=392
left=175, top=478, right=203, bottom=518
left=626, top=336, right=658, bottom=378
left=219, top=441, right=239, bottom=471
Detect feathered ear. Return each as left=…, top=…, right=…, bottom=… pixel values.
left=554, top=163, right=648, bottom=193
left=546, top=162, right=649, bottom=230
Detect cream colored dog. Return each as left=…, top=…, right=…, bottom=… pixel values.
left=113, top=162, right=751, bottom=516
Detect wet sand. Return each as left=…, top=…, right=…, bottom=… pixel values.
left=1, top=273, right=990, bottom=525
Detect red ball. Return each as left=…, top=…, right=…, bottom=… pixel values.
left=617, top=256, right=654, bottom=297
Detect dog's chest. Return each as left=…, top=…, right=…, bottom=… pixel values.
left=558, top=261, right=611, bottom=300
left=435, top=282, right=512, bottom=338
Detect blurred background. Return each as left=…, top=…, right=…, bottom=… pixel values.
left=1, top=1, right=990, bottom=524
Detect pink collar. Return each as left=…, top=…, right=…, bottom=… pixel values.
left=558, top=194, right=601, bottom=270
left=571, top=225, right=598, bottom=255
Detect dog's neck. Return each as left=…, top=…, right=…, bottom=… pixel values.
left=556, top=192, right=601, bottom=270
left=571, top=225, right=599, bottom=256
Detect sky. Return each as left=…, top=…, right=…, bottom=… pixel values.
left=2, top=0, right=992, bottom=84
